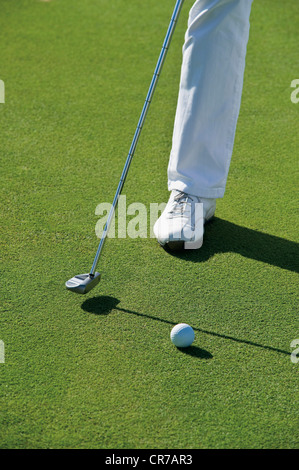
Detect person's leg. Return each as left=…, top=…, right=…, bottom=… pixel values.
left=154, top=0, right=253, bottom=249
left=168, top=0, right=253, bottom=199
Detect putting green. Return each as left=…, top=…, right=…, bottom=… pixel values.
left=0, top=0, right=298, bottom=449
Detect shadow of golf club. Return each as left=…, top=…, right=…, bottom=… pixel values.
left=165, top=217, right=299, bottom=274
left=81, top=296, right=290, bottom=357
left=81, top=295, right=117, bottom=315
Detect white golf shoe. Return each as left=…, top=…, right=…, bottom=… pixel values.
left=153, top=190, right=216, bottom=250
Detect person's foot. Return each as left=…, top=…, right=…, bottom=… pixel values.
left=153, top=190, right=216, bottom=250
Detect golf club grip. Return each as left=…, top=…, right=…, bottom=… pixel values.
left=90, top=0, right=185, bottom=276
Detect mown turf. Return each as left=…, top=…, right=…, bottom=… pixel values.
left=0, top=0, right=298, bottom=449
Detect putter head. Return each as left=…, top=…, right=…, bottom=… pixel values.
left=65, top=272, right=101, bottom=294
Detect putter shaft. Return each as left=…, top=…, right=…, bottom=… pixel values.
left=90, top=0, right=184, bottom=276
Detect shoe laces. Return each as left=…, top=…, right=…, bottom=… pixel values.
left=171, top=191, right=194, bottom=217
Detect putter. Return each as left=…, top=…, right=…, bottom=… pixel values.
left=66, top=0, right=185, bottom=294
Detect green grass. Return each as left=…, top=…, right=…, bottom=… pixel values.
left=0, top=0, right=298, bottom=449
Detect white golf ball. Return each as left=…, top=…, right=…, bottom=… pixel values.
left=170, top=323, right=195, bottom=348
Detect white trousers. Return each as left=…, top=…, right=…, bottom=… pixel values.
left=168, top=0, right=253, bottom=199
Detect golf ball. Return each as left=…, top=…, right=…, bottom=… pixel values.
left=170, top=323, right=195, bottom=348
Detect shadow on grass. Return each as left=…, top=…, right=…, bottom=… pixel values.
left=165, top=217, right=299, bottom=273
left=81, top=295, right=118, bottom=315
left=177, top=346, right=213, bottom=359
left=81, top=218, right=297, bottom=358
left=81, top=297, right=290, bottom=357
